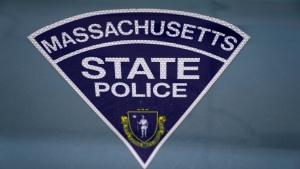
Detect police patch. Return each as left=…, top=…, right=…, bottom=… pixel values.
left=28, top=9, right=249, bottom=169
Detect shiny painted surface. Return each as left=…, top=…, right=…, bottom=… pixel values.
left=0, top=0, right=300, bottom=168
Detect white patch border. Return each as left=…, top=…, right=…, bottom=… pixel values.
left=28, top=9, right=250, bottom=169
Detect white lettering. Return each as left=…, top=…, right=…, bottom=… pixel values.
left=88, top=24, right=104, bottom=39
left=95, top=82, right=110, bottom=97
left=105, top=57, right=130, bottom=79
left=151, top=58, right=175, bottom=79
left=134, top=20, right=149, bottom=35
left=105, top=22, right=119, bottom=37
left=173, top=83, right=187, bottom=98
left=197, top=26, right=211, bottom=42
left=118, top=20, right=133, bottom=36
left=41, top=36, right=62, bottom=53
left=132, top=83, right=146, bottom=97
left=150, top=20, right=165, bottom=36
left=62, top=32, right=76, bottom=47
left=127, top=58, right=154, bottom=79
left=211, top=30, right=225, bottom=46
left=166, top=21, right=181, bottom=37
left=177, top=58, right=200, bottom=79
left=81, top=57, right=106, bottom=79
left=73, top=27, right=89, bottom=42
left=111, top=82, right=130, bottom=97
left=181, top=24, right=196, bottom=40
left=153, top=83, right=170, bottom=98
left=221, top=36, right=237, bottom=51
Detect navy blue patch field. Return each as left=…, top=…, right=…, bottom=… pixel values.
left=28, top=9, right=249, bottom=169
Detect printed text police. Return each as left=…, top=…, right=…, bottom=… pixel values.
left=81, top=57, right=200, bottom=98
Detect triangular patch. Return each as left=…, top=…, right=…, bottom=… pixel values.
left=28, top=9, right=249, bottom=169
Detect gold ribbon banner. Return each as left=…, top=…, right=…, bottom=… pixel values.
left=121, top=116, right=166, bottom=148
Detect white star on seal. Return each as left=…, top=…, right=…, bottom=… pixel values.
left=133, top=115, right=136, bottom=118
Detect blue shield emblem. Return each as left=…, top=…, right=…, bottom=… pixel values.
left=28, top=9, right=249, bottom=168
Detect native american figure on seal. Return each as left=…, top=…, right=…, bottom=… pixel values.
left=137, top=115, right=148, bottom=138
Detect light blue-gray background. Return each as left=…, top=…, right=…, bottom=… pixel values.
left=0, top=0, right=300, bottom=169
